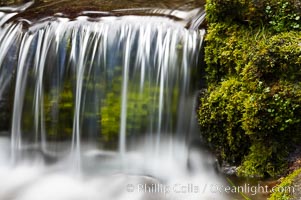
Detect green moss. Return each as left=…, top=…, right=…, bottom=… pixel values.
left=200, top=8, right=301, bottom=176
left=206, top=0, right=249, bottom=23
left=204, top=23, right=254, bottom=83
left=199, top=78, right=301, bottom=177
left=205, top=23, right=301, bottom=84
left=249, top=32, right=301, bottom=82
left=206, top=0, right=301, bottom=32
left=237, top=143, right=288, bottom=178
left=269, top=168, right=301, bottom=200
left=199, top=78, right=250, bottom=164
left=242, top=81, right=301, bottom=136
left=100, top=79, right=161, bottom=142
left=240, top=81, right=301, bottom=177
left=265, top=1, right=301, bottom=32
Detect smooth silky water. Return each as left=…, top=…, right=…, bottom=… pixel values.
left=0, top=1, right=235, bottom=200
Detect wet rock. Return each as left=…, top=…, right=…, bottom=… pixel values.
left=292, top=173, right=301, bottom=200
left=221, top=163, right=237, bottom=176
left=288, top=146, right=301, bottom=173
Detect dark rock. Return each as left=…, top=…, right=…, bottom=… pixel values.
left=0, top=99, right=10, bottom=131
left=288, top=146, right=301, bottom=173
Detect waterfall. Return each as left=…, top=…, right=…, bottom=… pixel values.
left=0, top=5, right=226, bottom=200
left=0, top=16, right=204, bottom=163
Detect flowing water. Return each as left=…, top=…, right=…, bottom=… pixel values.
left=0, top=1, right=232, bottom=200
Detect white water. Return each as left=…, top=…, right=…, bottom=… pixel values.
left=0, top=137, right=227, bottom=200
left=0, top=6, right=228, bottom=200
left=2, top=16, right=204, bottom=161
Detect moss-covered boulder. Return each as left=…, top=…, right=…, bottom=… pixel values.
left=199, top=0, right=301, bottom=177
left=199, top=78, right=250, bottom=164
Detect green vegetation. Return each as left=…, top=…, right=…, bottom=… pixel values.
left=199, top=0, right=301, bottom=177
left=206, top=0, right=301, bottom=32
left=269, top=168, right=301, bottom=199
left=100, top=78, right=160, bottom=142
left=43, top=67, right=172, bottom=144
left=45, top=81, right=74, bottom=140
left=265, top=1, right=301, bottom=32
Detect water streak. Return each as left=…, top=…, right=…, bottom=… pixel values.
left=3, top=15, right=204, bottom=165
left=0, top=6, right=231, bottom=200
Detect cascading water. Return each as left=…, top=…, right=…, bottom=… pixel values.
left=0, top=2, right=228, bottom=200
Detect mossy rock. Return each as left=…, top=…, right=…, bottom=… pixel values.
left=198, top=77, right=251, bottom=164
left=269, top=168, right=301, bottom=199
left=200, top=21, right=301, bottom=177
left=206, top=0, right=301, bottom=32
left=205, top=22, right=301, bottom=84
left=199, top=77, right=301, bottom=177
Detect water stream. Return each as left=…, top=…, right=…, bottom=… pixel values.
left=0, top=1, right=231, bottom=200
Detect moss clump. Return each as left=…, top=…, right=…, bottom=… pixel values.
left=199, top=78, right=301, bottom=177
left=199, top=0, right=301, bottom=177
left=206, top=0, right=301, bottom=32
left=199, top=78, right=250, bottom=164
left=205, top=23, right=301, bottom=84
left=268, top=168, right=301, bottom=200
